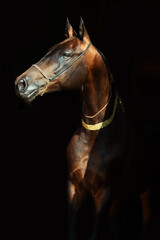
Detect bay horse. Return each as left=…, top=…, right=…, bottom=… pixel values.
left=15, top=18, right=155, bottom=240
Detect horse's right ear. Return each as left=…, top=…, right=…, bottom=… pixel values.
left=65, top=18, right=77, bottom=38
left=79, top=17, right=90, bottom=43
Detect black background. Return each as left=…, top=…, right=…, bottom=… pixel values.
left=1, top=0, right=160, bottom=239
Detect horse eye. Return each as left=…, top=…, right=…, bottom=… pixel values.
left=62, top=52, right=71, bottom=58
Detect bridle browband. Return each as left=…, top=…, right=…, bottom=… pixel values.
left=32, top=41, right=92, bottom=82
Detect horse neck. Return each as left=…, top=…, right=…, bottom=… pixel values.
left=81, top=52, right=111, bottom=124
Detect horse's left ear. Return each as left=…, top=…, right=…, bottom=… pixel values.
left=65, top=17, right=77, bottom=38
left=79, top=17, right=90, bottom=43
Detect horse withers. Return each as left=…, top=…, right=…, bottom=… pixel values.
left=15, top=18, right=155, bottom=240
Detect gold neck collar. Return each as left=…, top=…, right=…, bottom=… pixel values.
left=82, top=90, right=119, bottom=131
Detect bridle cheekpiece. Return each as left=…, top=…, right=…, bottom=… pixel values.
left=32, top=41, right=92, bottom=82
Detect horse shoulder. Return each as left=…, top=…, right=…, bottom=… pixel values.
left=66, top=128, right=91, bottom=188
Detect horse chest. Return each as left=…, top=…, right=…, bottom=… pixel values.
left=67, top=140, right=89, bottom=184
left=67, top=130, right=98, bottom=187
left=67, top=131, right=111, bottom=193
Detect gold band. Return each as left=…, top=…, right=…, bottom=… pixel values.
left=83, top=89, right=112, bottom=119
left=82, top=91, right=118, bottom=131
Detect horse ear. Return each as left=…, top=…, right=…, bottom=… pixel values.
left=79, top=17, right=90, bottom=42
left=65, top=17, right=77, bottom=38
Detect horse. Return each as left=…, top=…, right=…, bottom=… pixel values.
left=15, top=18, right=155, bottom=240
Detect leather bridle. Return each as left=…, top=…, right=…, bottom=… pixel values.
left=32, top=41, right=92, bottom=82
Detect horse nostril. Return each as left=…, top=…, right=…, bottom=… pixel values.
left=17, top=78, right=27, bottom=92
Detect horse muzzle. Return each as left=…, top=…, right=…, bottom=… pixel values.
left=15, top=76, right=39, bottom=102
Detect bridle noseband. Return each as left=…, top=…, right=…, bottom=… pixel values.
left=32, top=41, right=92, bottom=82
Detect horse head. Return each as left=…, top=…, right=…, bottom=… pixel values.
left=15, top=18, right=92, bottom=102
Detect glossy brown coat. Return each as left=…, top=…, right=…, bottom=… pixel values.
left=15, top=18, right=155, bottom=240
